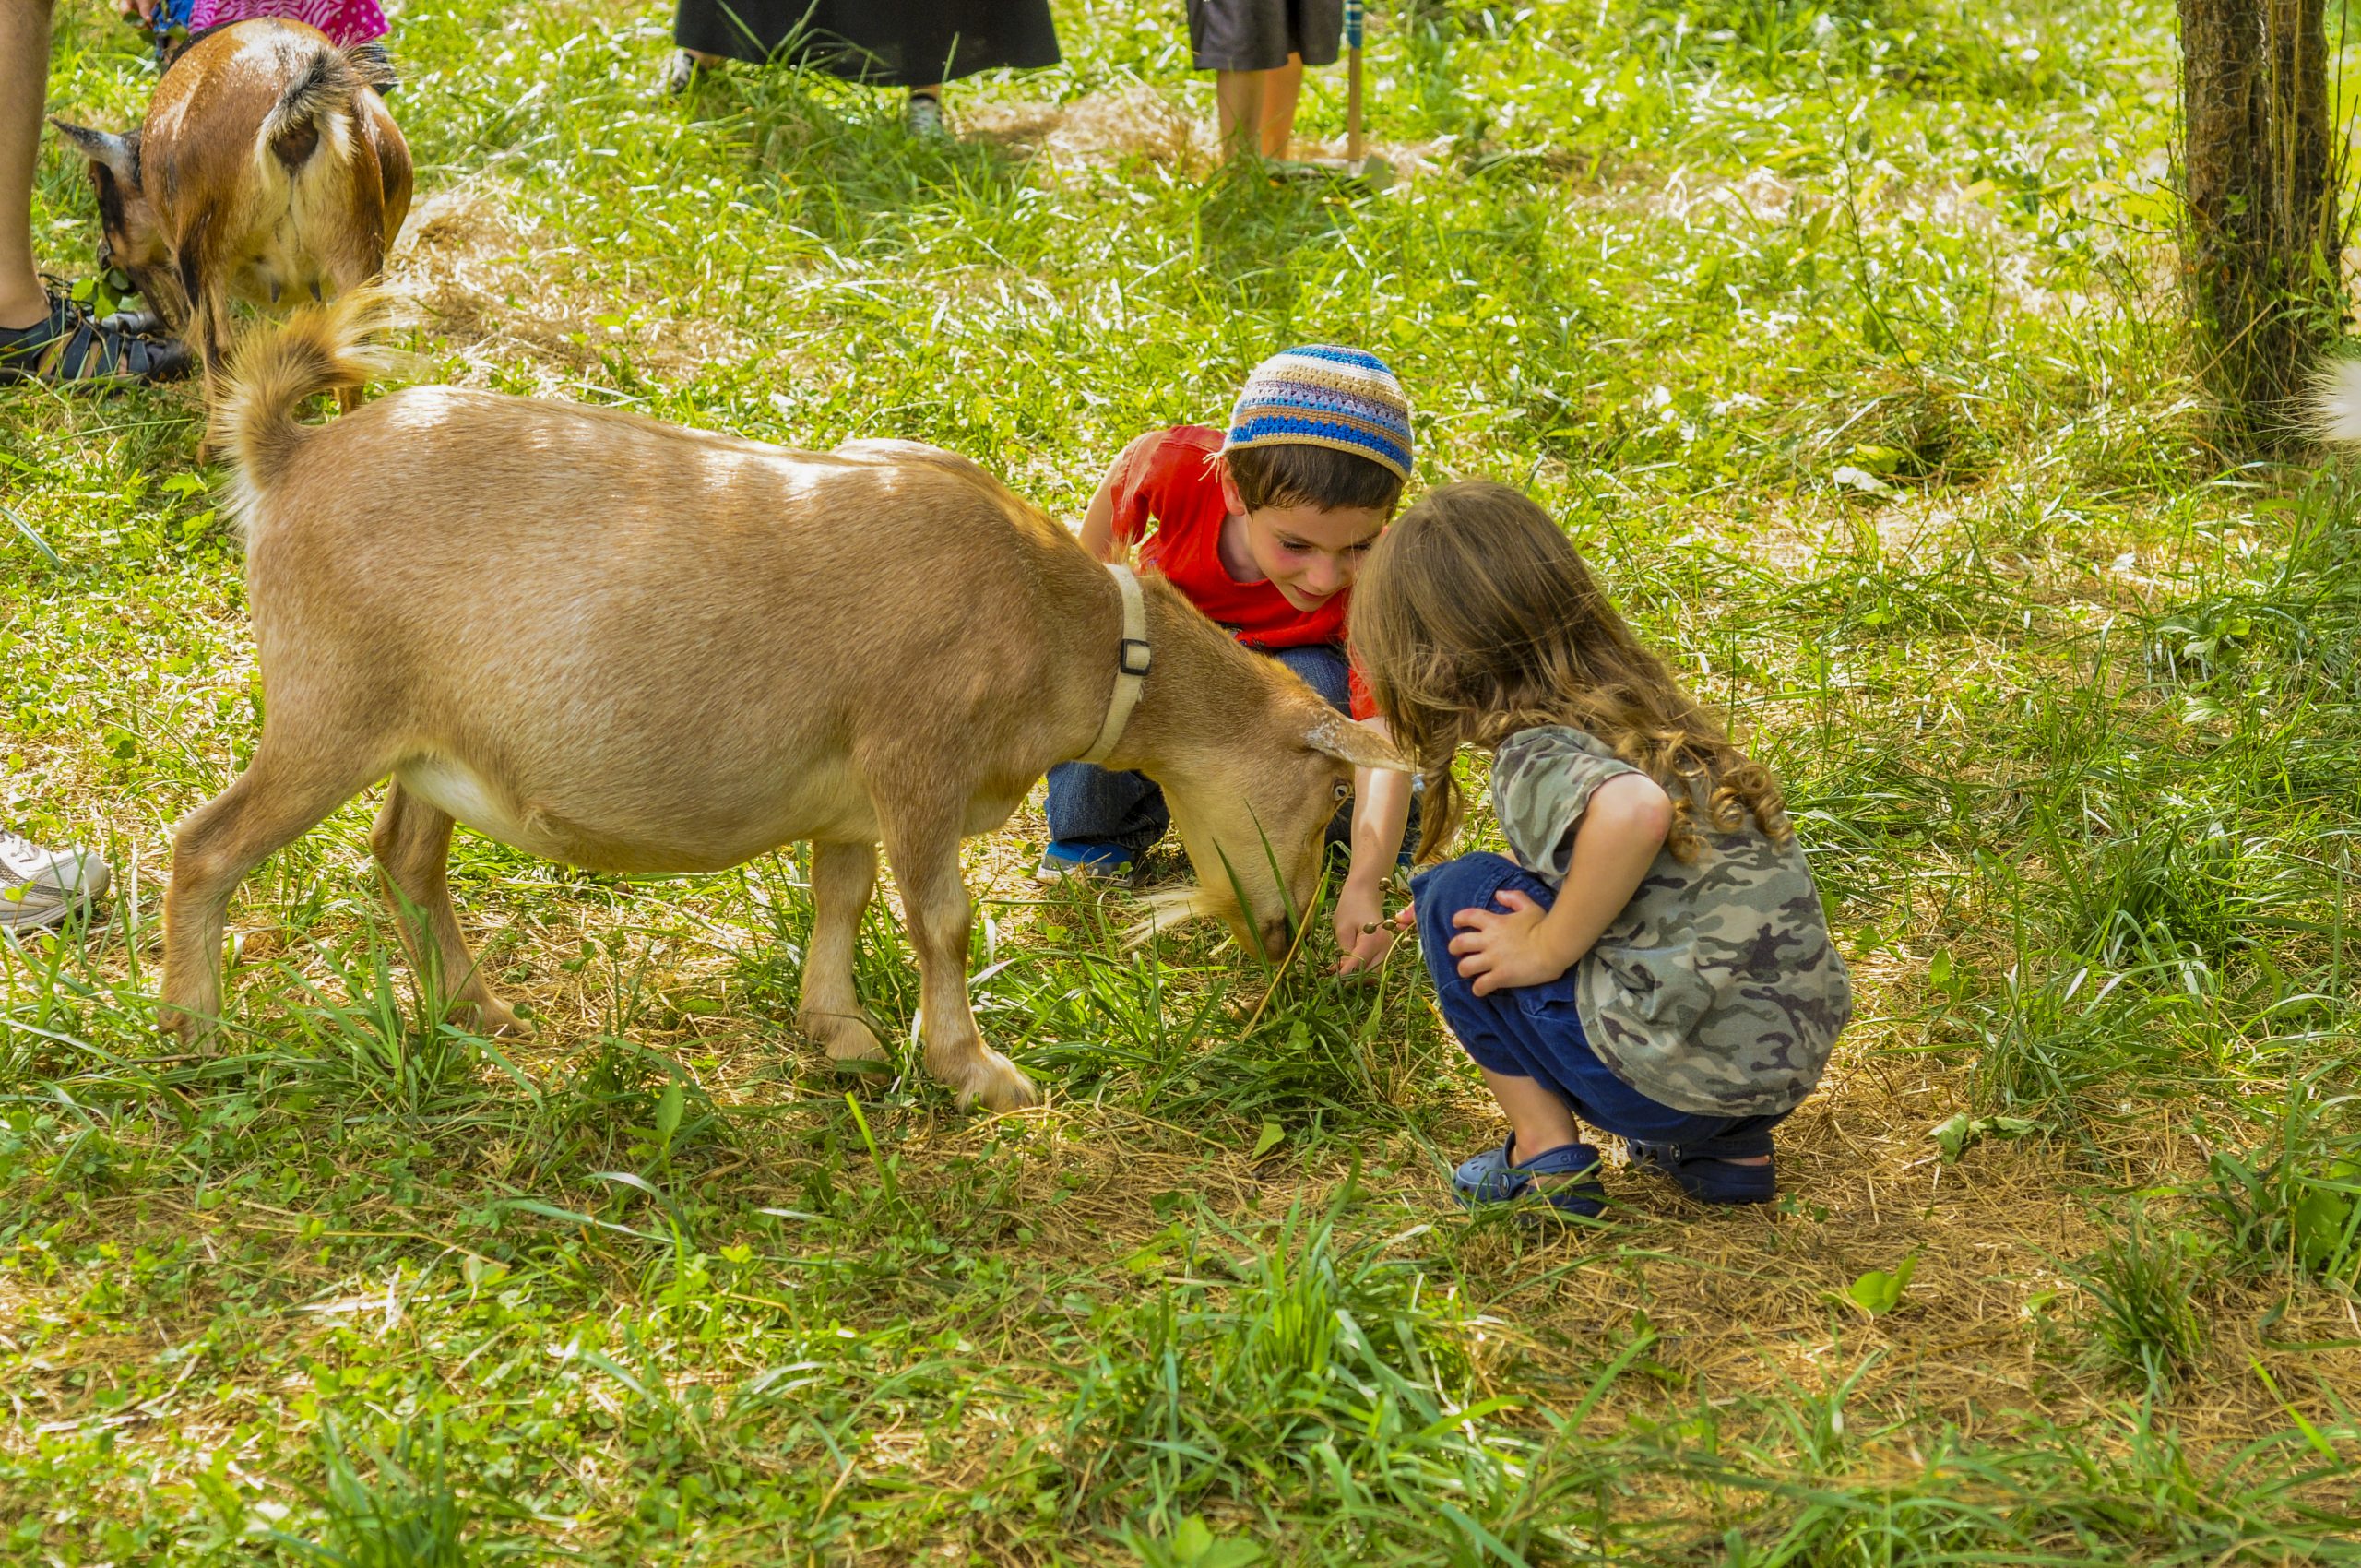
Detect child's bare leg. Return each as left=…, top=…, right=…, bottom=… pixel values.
left=1479, top=1067, right=1581, bottom=1164
left=1482, top=1067, right=1767, bottom=1172
left=1215, top=68, right=1267, bottom=160
left=1258, top=54, right=1303, bottom=158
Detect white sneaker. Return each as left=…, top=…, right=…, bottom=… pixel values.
left=904, top=92, right=948, bottom=140
left=0, top=829, right=111, bottom=933
left=658, top=48, right=702, bottom=96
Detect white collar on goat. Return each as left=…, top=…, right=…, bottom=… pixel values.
left=1077, top=564, right=1154, bottom=765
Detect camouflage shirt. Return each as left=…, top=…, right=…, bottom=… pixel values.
left=1489, top=725, right=1849, bottom=1116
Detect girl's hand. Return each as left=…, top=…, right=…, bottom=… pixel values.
left=113, top=0, right=158, bottom=22
left=1448, top=890, right=1575, bottom=996
left=1333, top=878, right=1394, bottom=976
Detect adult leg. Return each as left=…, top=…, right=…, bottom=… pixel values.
left=1258, top=55, right=1303, bottom=158
left=2, top=0, right=57, bottom=327
left=798, top=839, right=888, bottom=1068
left=904, top=83, right=947, bottom=138
left=1215, top=69, right=1267, bottom=161
left=0, top=0, right=186, bottom=379
left=369, top=780, right=523, bottom=1037
left=1196, top=0, right=1289, bottom=161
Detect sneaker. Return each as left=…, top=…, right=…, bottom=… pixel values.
left=658, top=48, right=703, bottom=96
left=904, top=91, right=948, bottom=140
left=0, top=830, right=112, bottom=934
left=1034, top=840, right=1138, bottom=884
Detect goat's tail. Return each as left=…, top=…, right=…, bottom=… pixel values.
left=261, top=42, right=358, bottom=170
left=2311, top=360, right=2361, bottom=444
left=217, top=288, right=394, bottom=496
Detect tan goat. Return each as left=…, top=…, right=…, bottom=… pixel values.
left=53, top=20, right=409, bottom=448
left=160, top=296, right=1406, bottom=1111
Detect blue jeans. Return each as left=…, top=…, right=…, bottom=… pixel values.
left=1047, top=643, right=1412, bottom=856
left=1412, top=851, right=1786, bottom=1148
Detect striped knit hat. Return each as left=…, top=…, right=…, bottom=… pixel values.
left=1223, top=346, right=1414, bottom=484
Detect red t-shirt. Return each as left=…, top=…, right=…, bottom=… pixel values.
left=1108, top=425, right=1373, bottom=718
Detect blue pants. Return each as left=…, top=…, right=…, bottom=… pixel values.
left=1047, top=643, right=1413, bottom=856
left=1412, top=852, right=1785, bottom=1148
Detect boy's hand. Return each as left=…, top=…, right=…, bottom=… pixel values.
left=1448, top=891, right=1575, bottom=996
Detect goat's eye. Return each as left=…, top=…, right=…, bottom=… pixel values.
left=1333, top=780, right=1352, bottom=802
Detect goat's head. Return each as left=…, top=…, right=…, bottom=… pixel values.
left=1156, top=679, right=1409, bottom=963
left=50, top=121, right=182, bottom=325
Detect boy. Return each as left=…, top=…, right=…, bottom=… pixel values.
left=1042, top=345, right=1414, bottom=973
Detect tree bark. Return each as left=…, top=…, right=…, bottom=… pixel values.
left=2179, top=0, right=2343, bottom=449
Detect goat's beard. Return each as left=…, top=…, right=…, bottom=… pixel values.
left=1121, top=885, right=1228, bottom=950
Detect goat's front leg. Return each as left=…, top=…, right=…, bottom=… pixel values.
left=798, top=840, right=887, bottom=1070
left=189, top=278, right=231, bottom=463
left=879, top=812, right=1038, bottom=1112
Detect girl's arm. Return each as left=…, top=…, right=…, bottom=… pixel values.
left=1447, top=772, right=1671, bottom=995
left=1334, top=719, right=1415, bottom=974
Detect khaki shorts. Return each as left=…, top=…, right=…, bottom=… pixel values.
left=1186, top=0, right=1343, bottom=73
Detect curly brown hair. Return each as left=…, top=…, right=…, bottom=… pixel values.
left=1348, top=481, right=1790, bottom=864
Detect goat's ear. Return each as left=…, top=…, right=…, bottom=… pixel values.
left=1305, top=712, right=1412, bottom=773
left=50, top=120, right=139, bottom=187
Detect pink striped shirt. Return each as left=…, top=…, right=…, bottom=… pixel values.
left=186, top=0, right=387, bottom=47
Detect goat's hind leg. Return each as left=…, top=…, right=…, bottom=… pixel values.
left=798, top=840, right=889, bottom=1072
left=371, top=779, right=525, bottom=1037
left=161, top=742, right=379, bottom=1044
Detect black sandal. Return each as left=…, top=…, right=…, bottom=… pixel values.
left=1626, top=1124, right=1780, bottom=1205
left=0, top=286, right=191, bottom=386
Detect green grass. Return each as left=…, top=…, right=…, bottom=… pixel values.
left=8, top=0, right=2361, bottom=1561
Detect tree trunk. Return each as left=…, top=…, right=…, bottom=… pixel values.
left=2179, top=0, right=2343, bottom=450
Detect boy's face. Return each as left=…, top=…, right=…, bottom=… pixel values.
left=1218, top=464, right=1389, bottom=612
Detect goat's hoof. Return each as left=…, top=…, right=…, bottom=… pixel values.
left=467, top=998, right=529, bottom=1038
left=960, top=1051, right=1040, bottom=1114
left=807, top=1012, right=886, bottom=1065
left=158, top=1005, right=219, bottom=1053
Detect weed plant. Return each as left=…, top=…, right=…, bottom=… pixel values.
left=7, top=0, right=2361, bottom=1561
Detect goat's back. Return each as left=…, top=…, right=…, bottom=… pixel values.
left=148, top=21, right=404, bottom=298
left=243, top=387, right=1094, bottom=782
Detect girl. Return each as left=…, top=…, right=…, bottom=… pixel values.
left=1350, top=482, right=1849, bottom=1217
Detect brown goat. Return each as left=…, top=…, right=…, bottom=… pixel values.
left=159, top=296, right=1406, bottom=1112
left=52, top=20, right=409, bottom=448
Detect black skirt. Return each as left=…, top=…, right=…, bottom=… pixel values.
left=674, top=0, right=1061, bottom=85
